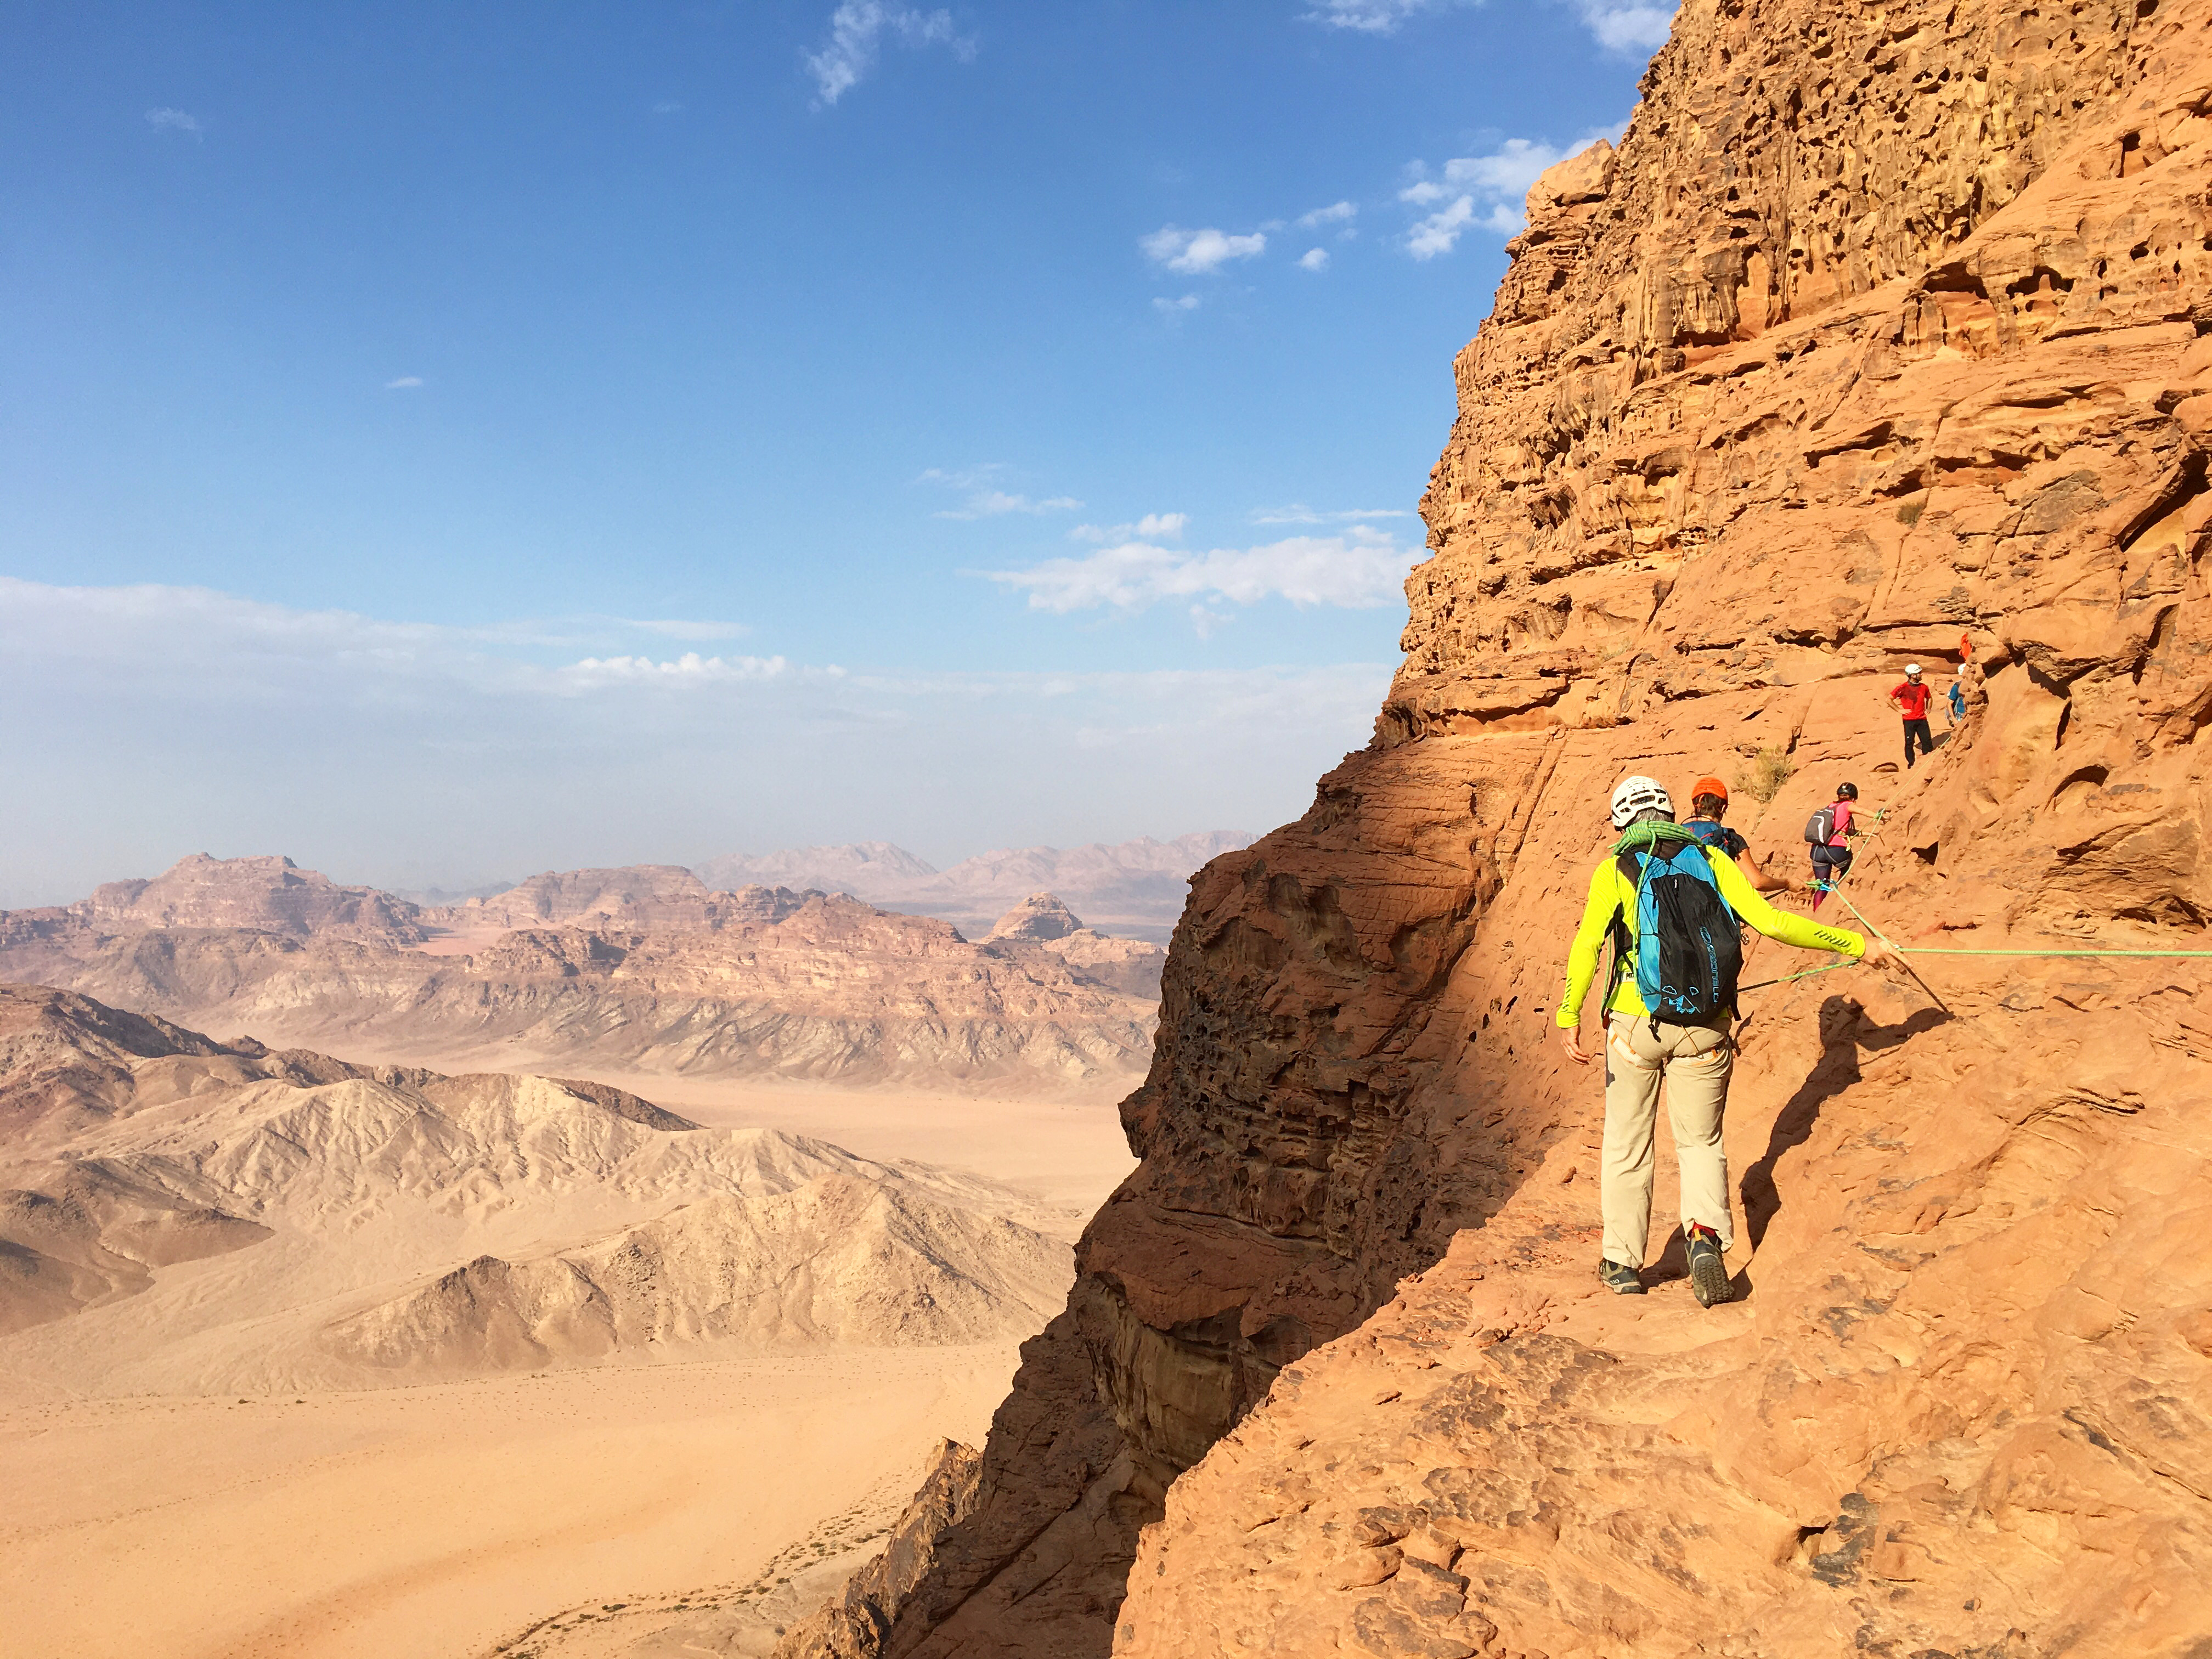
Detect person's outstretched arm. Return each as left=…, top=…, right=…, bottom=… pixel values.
left=1711, top=851, right=1869, bottom=956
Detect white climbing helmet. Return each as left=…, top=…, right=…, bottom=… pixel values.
left=1609, top=775, right=1674, bottom=829
left=1905, top=663, right=1923, bottom=679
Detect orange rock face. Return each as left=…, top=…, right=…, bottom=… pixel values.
left=868, top=1, right=2212, bottom=1654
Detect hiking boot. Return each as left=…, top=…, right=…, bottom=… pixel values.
left=1685, top=1224, right=1732, bottom=1307
left=1598, top=1259, right=1646, bottom=1295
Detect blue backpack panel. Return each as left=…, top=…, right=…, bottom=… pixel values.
left=1617, top=841, right=1743, bottom=1022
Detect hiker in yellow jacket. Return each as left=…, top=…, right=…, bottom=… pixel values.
left=1556, top=776, right=1895, bottom=1306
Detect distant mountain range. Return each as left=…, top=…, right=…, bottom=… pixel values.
left=0, top=853, right=1184, bottom=1094
left=694, top=832, right=1254, bottom=944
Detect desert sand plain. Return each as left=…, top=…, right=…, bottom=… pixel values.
left=0, top=1054, right=1138, bottom=1659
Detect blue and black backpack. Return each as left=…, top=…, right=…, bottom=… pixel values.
left=1613, top=835, right=1743, bottom=1022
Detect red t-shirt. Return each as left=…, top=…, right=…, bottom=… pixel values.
left=1893, top=681, right=1932, bottom=719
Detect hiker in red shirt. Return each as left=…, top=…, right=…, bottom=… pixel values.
left=1890, top=663, right=1936, bottom=768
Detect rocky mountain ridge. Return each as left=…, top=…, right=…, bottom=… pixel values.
left=781, top=0, right=2212, bottom=1654
left=0, top=860, right=1166, bottom=1094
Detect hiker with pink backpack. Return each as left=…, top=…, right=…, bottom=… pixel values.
left=1804, top=782, right=1860, bottom=909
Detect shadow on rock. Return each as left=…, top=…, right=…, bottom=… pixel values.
left=1742, top=996, right=1953, bottom=1250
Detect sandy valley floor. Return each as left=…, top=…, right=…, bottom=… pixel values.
left=0, top=1080, right=1136, bottom=1659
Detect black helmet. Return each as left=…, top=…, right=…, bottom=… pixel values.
left=1836, top=782, right=1859, bottom=800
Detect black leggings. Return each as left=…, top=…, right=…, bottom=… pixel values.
left=1904, top=718, right=1934, bottom=766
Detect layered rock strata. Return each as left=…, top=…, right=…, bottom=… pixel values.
left=856, top=0, right=2212, bottom=1653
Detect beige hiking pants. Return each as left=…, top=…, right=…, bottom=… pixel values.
left=1601, top=1013, right=1734, bottom=1268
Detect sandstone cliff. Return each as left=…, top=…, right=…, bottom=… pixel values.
left=843, top=1, right=2212, bottom=1653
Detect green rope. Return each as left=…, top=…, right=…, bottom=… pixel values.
left=1611, top=820, right=1705, bottom=857
left=1737, top=960, right=1851, bottom=994
left=1902, top=947, right=2212, bottom=958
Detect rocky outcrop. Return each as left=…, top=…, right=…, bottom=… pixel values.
left=771, top=1440, right=984, bottom=1659
left=853, top=1, right=2212, bottom=1654
left=424, top=865, right=818, bottom=933
left=3, top=853, right=426, bottom=946
left=985, top=895, right=1169, bottom=1000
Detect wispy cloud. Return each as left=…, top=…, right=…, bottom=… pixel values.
left=562, top=652, right=789, bottom=685
left=145, top=108, right=202, bottom=138
left=940, top=492, right=1082, bottom=520
left=1140, top=225, right=1267, bottom=275
left=1072, top=514, right=1187, bottom=543
left=1297, top=248, right=1330, bottom=272
left=1153, top=293, right=1201, bottom=315
left=980, top=526, right=1417, bottom=619
left=1296, top=201, right=1357, bottom=228
left=651, top=99, right=686, bottom=115
left=918, top=466, right=1081, bottom=520
left=806, top=3, right=975, bottom=106
left=384, top=376, right=424, bottom=391
left=1572, top=0, right=1676, bottom=51
left=1302, top=0, right=1675, bottom=51
left=1251, top=504, right=1412, bottom=526
left=1301, top=0, right=1477, bottom=31
left=622, top=618, right=752, bottom=642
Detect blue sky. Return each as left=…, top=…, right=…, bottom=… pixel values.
left=0, top=0, right=1666, bottom=901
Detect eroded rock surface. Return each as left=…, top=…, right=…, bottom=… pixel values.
left=859, top=0, right=2212, bottom=1652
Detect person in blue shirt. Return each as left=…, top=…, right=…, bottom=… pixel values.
left=1680, top=777, right=1786, bottom=893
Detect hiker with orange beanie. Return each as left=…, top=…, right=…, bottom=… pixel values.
left=1679, top=777, right=1786, bottom=893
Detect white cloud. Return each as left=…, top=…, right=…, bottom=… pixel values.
left=1072, top=513, right=1187, bottom=543
left=981, top=526, right=1417, bottom=618
left=1140, top=225, right=1267, bottom=275
left=145, top=108, right=201, bottom=137
left=805, top=2, right=974, bottom=106
left=0, top=575, right=1389, bottom=906
left=651, top=99, right=686, bottom=115
left=1573, top=0, right=1677, bottom=51
left=1250, top=504, right=1412, bottom=525
left=1302, top=0, right=1477, bottom=32
left=1298, top=248, right=1330, bottom=272
left=1153, top=294, right=1201, bottom=314
left=1297, top=201, right=1357, bottom=228
left=1398, top=136, right=1587, bottom=255
left=384, top=376, right=424, bottom=390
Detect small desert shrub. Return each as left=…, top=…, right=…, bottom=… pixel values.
left=1737, top=746, right=1794, bottom=803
